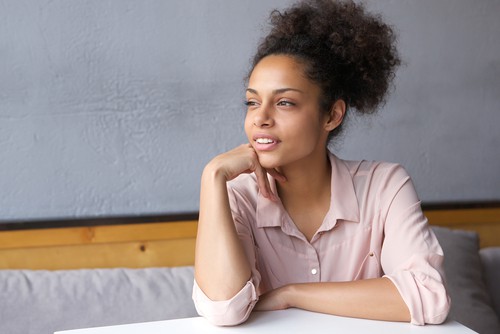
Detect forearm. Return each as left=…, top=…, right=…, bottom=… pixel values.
left=274, top=278, right=410, bottom=322
left=194, top=167, right=252, bottom=301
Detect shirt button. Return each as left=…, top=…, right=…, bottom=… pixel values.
left=311, top=268, right=318, bottom=275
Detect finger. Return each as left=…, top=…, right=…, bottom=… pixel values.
left=254, top=166, right=272, bottom=200
left=266, top=168, right=287, bottom=183
left=254, top=165, right=277, bottom=202
left=246, top=145, right=279, bottom=201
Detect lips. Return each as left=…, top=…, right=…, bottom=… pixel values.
left=252, top=134, right=280, bottom=151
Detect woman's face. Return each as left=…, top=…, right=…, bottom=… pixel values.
left=244, top=54, right=336, bottom=170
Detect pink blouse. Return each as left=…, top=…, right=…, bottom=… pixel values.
left=192, top=153, right=450, bottom=326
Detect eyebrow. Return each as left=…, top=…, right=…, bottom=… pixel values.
left=246, top=88, right=305, bottom=95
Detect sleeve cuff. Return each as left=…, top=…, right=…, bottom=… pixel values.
left=384, top=264, right=450, bottom=325
left=192, top=279, right=258, bottom=326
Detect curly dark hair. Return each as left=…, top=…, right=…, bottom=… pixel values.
left=249, top=0, right=401, bottom=139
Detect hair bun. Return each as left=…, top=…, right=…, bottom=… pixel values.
left=252, top=0, right=401, bottom=116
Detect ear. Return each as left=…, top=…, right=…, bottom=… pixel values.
left=324, top=99, right=345, bottom=131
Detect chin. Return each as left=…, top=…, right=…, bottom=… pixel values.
left=256, top=155, right=282, bottom=170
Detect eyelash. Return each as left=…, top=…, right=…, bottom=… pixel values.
left=277, top=100, right=295, bottom=107
left=244, top=100, right=257, bottom=107
left=244, top=100, right=295, bottom=107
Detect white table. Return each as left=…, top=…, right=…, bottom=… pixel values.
left=55, top=309, right=477, bottom=334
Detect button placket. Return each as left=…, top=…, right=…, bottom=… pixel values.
left=306, top=243, right=320, bottom=281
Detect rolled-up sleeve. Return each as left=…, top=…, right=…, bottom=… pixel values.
left=380, top=165, right=451, bottom=325
left=192, top=278, right=258, bottom=326
left=384, top=253, right=450, bottom=324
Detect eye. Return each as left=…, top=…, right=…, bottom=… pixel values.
left=277, top=100, right=295, bottom=107
left=244, top=100, right=259, bottom=107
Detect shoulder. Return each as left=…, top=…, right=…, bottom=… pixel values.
left=332, top=154, right=415, bottom=209
left=339, top=156, right=410, bottom=185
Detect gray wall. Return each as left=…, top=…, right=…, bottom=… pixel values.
left=1, top=0, right=499, bottom=221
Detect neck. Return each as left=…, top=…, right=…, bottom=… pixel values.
left=276, top=150, right=332, bottom=204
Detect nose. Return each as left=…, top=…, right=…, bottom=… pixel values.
left=253, top=103, right=274, bottom=128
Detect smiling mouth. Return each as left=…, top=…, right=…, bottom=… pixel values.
left=253, top=137, right=280, bottom=151
left=255, top=138, right=276, bottom=144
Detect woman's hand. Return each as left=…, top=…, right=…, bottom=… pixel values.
left=205, top=144, right=286, bottom=201
left=254, top=286, right=291, bottom=311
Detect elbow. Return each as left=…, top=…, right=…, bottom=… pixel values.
left=421, top=293, right=451, bottom=325
left=420, top=279, right=451, bottom=325
left=385, top=271, right=451, bottom=325
left=192, top=279, right=258, bottom=326
left=410, top=284, right=451, bottom=325
left=407, top=289, right=451, bottom=325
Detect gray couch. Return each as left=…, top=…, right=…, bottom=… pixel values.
left=433, top=227, right=500, bottom=334
left=1, top=226, right=499, bottom=334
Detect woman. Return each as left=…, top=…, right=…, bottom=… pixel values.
left=192, top=0, right=450, bottom=326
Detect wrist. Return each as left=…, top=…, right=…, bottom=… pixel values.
left=203, top=159, right=230, bottom=183
left=281, top=284, right=297, bottom=309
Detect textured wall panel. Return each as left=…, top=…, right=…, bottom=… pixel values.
left=1, top=0, right=499, bottom=221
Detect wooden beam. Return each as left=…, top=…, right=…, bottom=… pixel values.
left=0, top=221, right=198, bottom=250
left=426, top=207, right=500, bottom=248
left=0, top=238, right=196, bottom=270
left=0, top=221, right=199, bottom=270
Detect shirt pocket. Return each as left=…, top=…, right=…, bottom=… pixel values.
left=353, top=250, right=382, bottom=280
left=318, top=224, right=382, bottom=282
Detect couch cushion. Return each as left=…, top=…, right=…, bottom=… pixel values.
left=0, top=266, right=197, bottom=334
left=480, top=247, right=500, bottom=320
left=432, top=226, right=500, bottom=334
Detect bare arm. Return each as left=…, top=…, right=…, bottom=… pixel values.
left=255, top=277, right=410, bottom=322
left=194, top=144, right=284, bottom=301
left=194, top=167, right=251, bottom=300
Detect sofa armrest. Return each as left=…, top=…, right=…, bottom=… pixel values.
left=480, top=247, right=500, bottom=320
left=432, top=226, right=500, bottom=334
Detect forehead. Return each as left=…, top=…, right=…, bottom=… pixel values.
left=248, top=55, right=319, bottom=93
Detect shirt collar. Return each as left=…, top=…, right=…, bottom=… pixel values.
left=322, top=152, right=360, bottom=229
left=255, top=152, right=360, bottom=229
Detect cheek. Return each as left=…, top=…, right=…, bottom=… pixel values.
left=293, top=117, right=326, bottom=144
left=288, top=114, right=320, bottom=134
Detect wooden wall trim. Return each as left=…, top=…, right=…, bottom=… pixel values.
left=425, top=207, right=500, bottom=226
left=0, top=203, right=498, bottom=269
left=0, top=239, right=196, bottom=270
left=0, top=221, right=198, bottom=270
left=425, top=207, right=500, bottom=248
left=0, top=221, right=198, bottom=250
